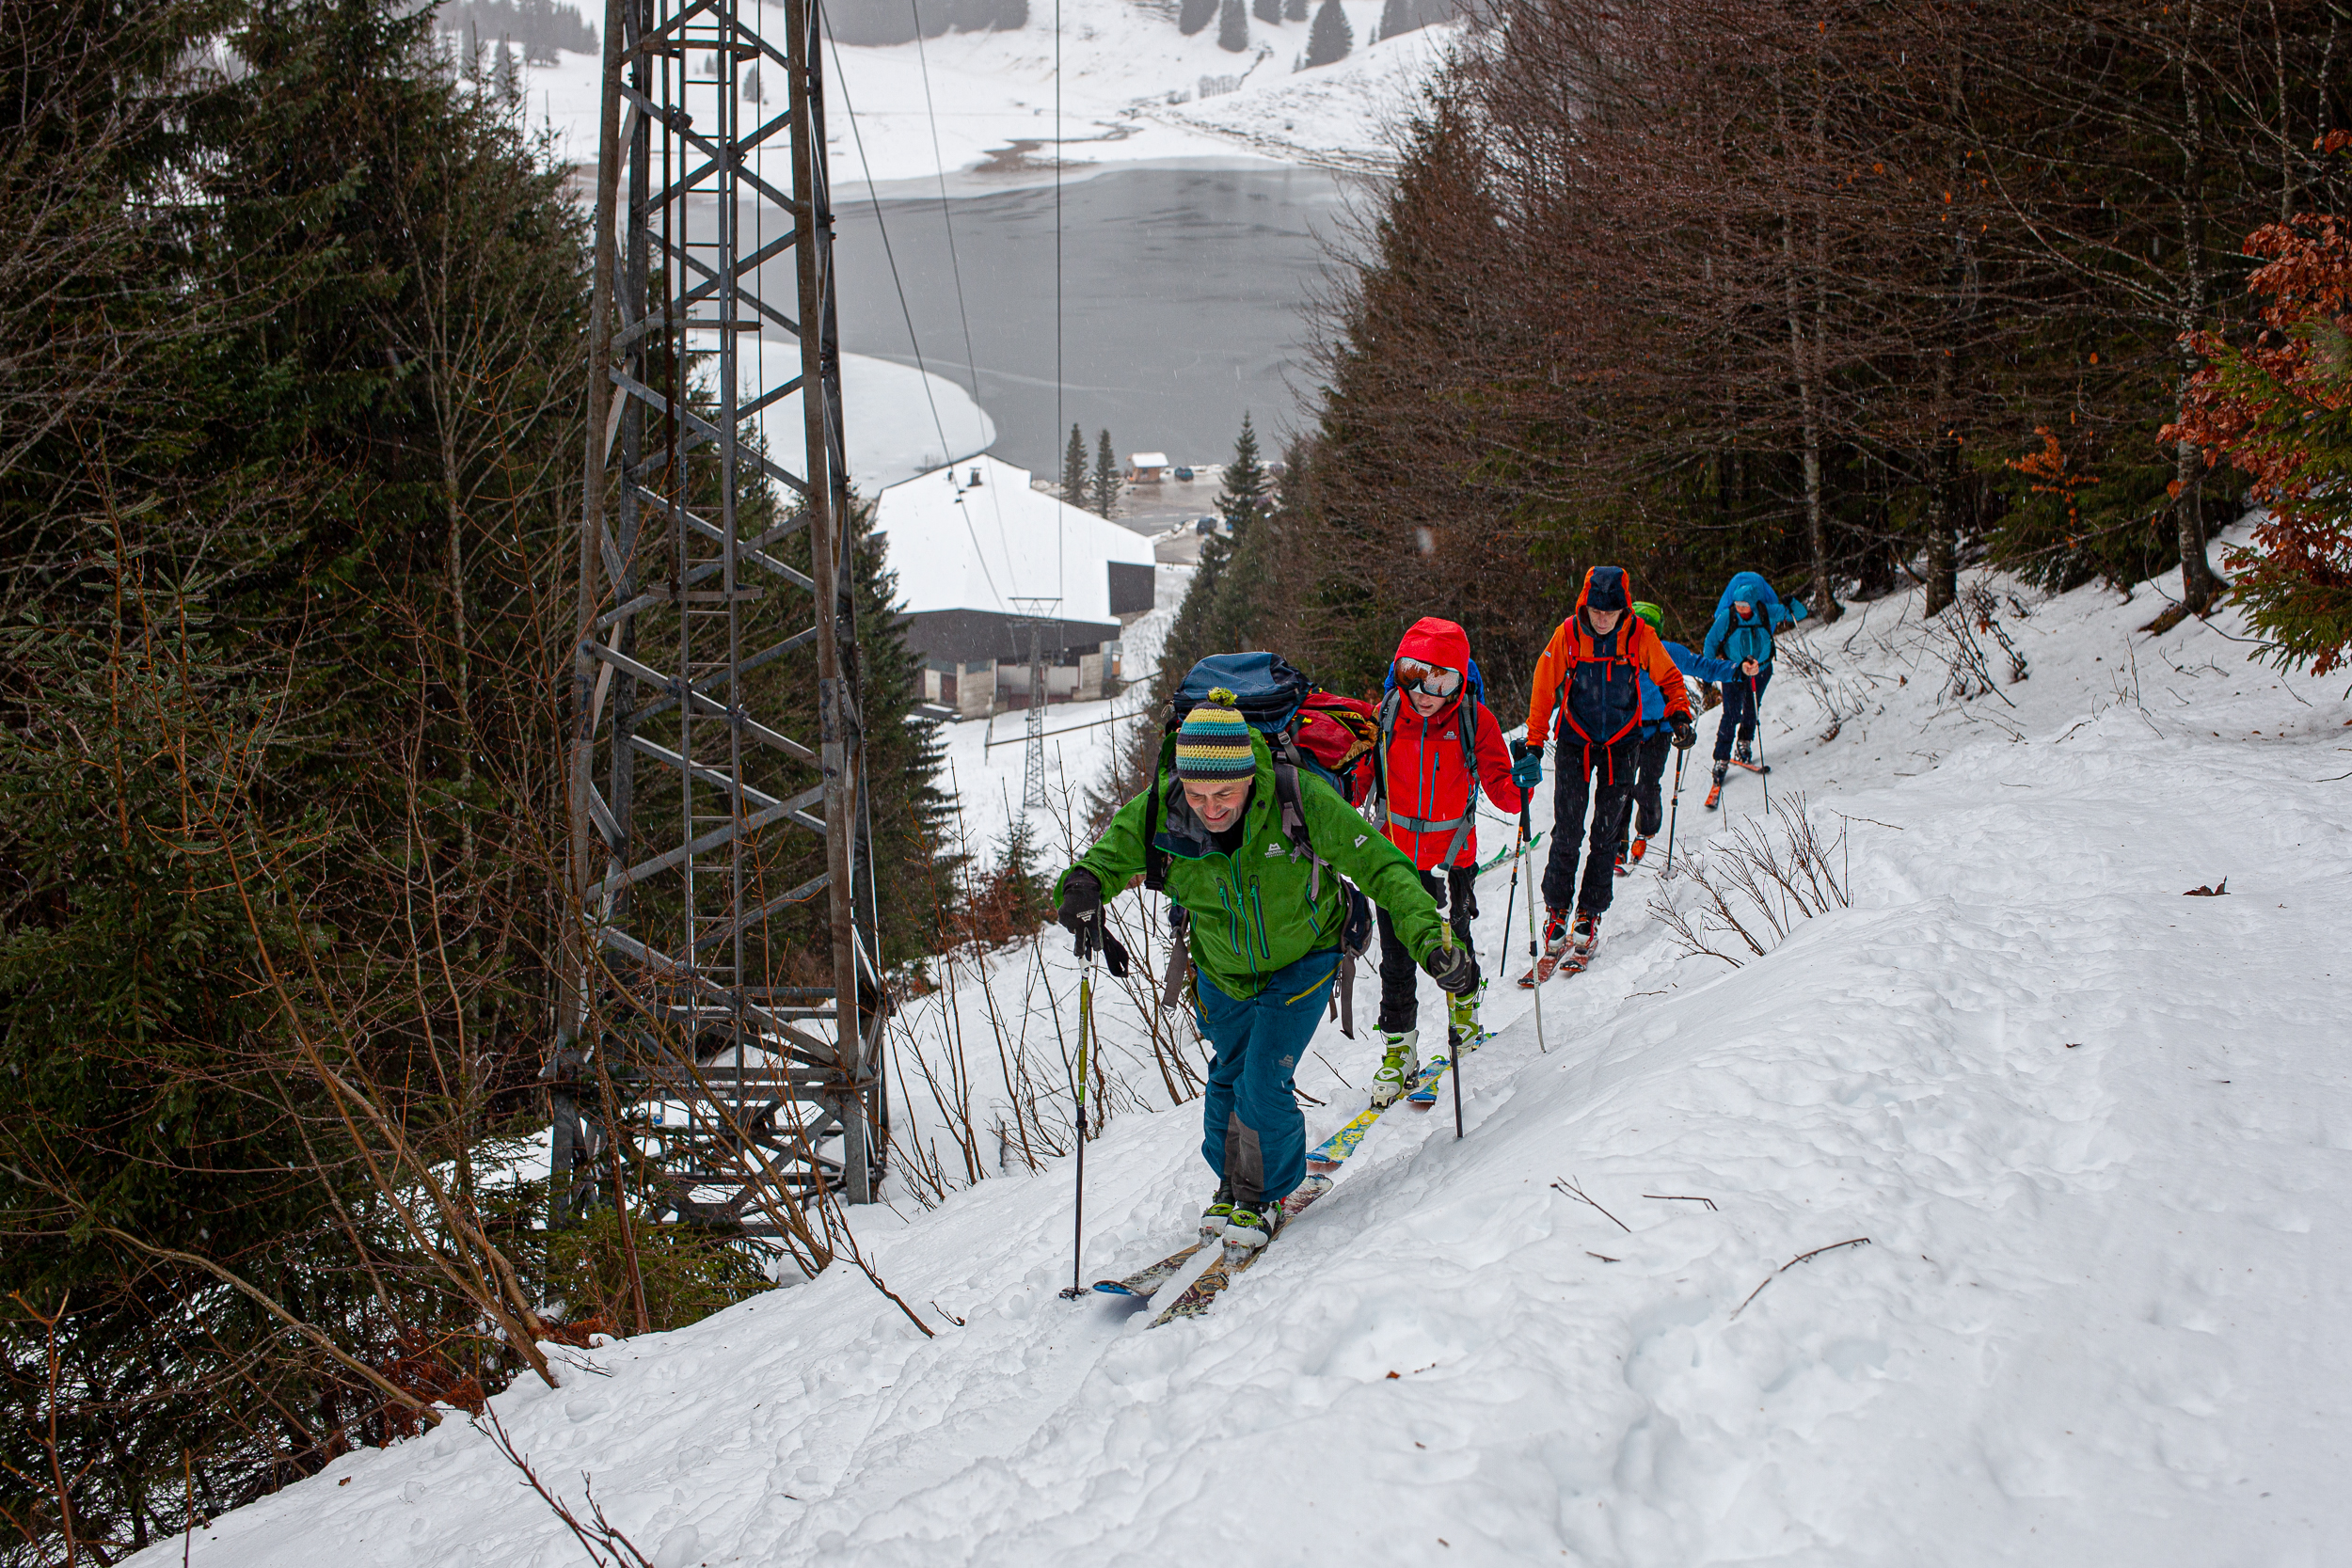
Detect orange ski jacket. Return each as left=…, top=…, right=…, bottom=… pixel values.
left=1525, top=567, right=1692, bottom=783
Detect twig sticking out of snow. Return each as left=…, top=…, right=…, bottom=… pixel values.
left=1728, top=1237, right=1872, bottom=1321
left=2183, top=879, right=2230, bottom=895
left=1551, top=1177, right=1630, bottom=1233
left=474, top=1404, right=658, bottom=1568
left=1644, top=1194, right=1718, bottom=1211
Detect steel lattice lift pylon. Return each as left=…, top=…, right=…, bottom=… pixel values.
left=1009, top=595, right=1060, bottom=810
left=552, top=0, right=884, bottom=1230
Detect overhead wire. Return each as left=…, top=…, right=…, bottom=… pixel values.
left=821, top=16, right=1009, bottom=610
left=1054, top=0, right=1066, bottom=617
left=908, top=1, right=986, bottom=414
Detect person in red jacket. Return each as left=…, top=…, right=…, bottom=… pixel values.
left=1366, top=617, right=1526, bottom=1103
left=1523, top=567, right=1696, bottom=979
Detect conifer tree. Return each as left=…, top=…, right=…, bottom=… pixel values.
left=1283, top=0, right=1306, bottom=21
left=1218, top=0, right=1249, bottom=50
left=1254, top=0, right=1282, bottom=24
left=1304, top=0, right=1351, bottom=64
left=1375, top=0, right=1412, bottom=41
left=1091, top=429, right=1120, bottom=518
left=1217, top=410, right=1270, bottom=536
left=1061, top=421, right=1088, bottom=507
left=1179, top=0, right=1217, bottom=34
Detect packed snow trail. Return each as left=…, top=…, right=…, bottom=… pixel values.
left=138, top=562, right=2352, bottom=1566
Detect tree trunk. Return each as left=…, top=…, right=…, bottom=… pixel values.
left=1925, top=345, right=1959, bottom=617
left=2172, top=1, right=2227, bottom=614
left=1778, top=215, right=1835, bottom=629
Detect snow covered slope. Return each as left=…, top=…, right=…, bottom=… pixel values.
left=516, top=0, right=1454, bottom=184
left=138, top=554, right=2352, bottom=1566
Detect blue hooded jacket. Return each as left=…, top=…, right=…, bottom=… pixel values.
left=1700, top=572, right=1807, bottom=667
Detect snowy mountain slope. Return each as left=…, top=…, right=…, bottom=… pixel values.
left=137, top=555, right=2352, bottom=1567
left=516, top=0, right=1453, bottom=184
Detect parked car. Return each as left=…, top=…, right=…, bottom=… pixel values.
left=1173, top=465, right=1195, bottom=482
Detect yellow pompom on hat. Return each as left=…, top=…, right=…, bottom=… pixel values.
left=1173, top=689, right=1256, bottom=781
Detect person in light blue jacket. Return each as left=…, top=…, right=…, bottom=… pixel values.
left=1698, top=571, right=1807, bottom=782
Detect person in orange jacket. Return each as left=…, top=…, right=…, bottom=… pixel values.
left=1522, top=566, right=1696, bottom=977
left=1365, top=617, right=1526, bottom=1102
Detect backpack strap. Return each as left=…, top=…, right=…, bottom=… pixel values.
left=1268, top=745, right=1322, bottom=904
left=1141, top=731, right=1177, bottom=893
left=1142, top=775, right=1168, bottom=893
left=1376, top=687, right=1486, bottom=869
left=1369, top=688, right=1401, bottom=832
left=1438, top=701, right=1480, bottom=870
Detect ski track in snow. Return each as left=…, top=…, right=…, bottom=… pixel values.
left=140, top=550, right=2352, bottom=1566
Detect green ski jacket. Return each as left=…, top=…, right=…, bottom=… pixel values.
left=1057, top=730, right=1448, bottom=1001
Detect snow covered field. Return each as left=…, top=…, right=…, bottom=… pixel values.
left=137, top=548, right=2352, bottom=1566
left=516, top=0, right=1454, bottom=188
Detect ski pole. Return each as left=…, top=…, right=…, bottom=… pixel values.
left=1664, top=748, right=1685, bottom=877
left=1519, top=803, right=1546, bottom=1054
left=1057, top=951, right=1098, bottom=1301
left=1437, top=920, right=1465, bottom=1139
left=1751, top=673, right=1769, bottom=815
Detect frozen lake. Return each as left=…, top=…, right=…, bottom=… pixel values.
left=832, top=164, right=1359, bottom=476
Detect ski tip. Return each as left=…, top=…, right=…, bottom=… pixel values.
left=1091, top=1281, right=1136, bottom=1296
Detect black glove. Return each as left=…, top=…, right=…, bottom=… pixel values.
left=1057, top=871, right=1130, bottom=976
left=1671, top=715, right=1697, bottom=751
left=1058, top=870, right=1104, bottom=956
left=1422, top=944, right=1480, bottom=997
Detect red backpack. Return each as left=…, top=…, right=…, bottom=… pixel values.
left=1291, top=691, right=1380, bottom=806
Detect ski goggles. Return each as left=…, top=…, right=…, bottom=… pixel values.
left=1393, top=660, right=1463, bottom=698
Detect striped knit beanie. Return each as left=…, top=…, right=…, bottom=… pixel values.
left=1173, top=690, right=1256, bottom=780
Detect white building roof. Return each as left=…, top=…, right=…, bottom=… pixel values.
left=1130, top=451, right=1170, bottom=468
left=875, top=454, right=1155, bottom=626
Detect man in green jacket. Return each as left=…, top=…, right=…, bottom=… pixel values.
left=1055, top=692, right=1478, bottom=1249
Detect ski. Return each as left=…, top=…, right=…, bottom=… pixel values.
left=1307, top=1055, right=1448, bottom=1171
left=1704, top=781, right=1724, bottom=810
left=1151, top=1175, right=1335, bottom=1327
left=1408, top=1008, right=1485, bottom=1107
left=1473, top=832, right=1541, bottom=875
left=1090, top=1239, right=1210, bottom=1298
left=1729, top=758, right=1772, bottom=775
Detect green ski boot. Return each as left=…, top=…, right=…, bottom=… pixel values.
left=1368, top=1028, right=1421, bottom=1108
left=1449, top=990, right=1489, bottom=1053
left=1200, top=1180, right=1235, bottom=1241
left=1222, top=1196, right=1288, bottom=1248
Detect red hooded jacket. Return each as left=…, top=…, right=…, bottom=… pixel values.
left=1376, top=617, right=1526, bottom=870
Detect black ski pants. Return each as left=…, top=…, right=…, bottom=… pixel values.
left=1375, top=866, right=1476, bottom=1034
left=1541, top=736, right=1638, bottom=918
left=1622, top=728, right=1674, bottom=849
left=1712, top=666, right=1772, bottom=761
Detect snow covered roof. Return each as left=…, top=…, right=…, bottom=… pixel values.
left=1130, top=452, right=1170, bottom=469
left=875, top=454, right=1155, bottom=626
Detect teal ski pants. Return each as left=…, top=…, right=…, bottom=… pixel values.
left=1196, top=948, right=1337, bottom=1208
